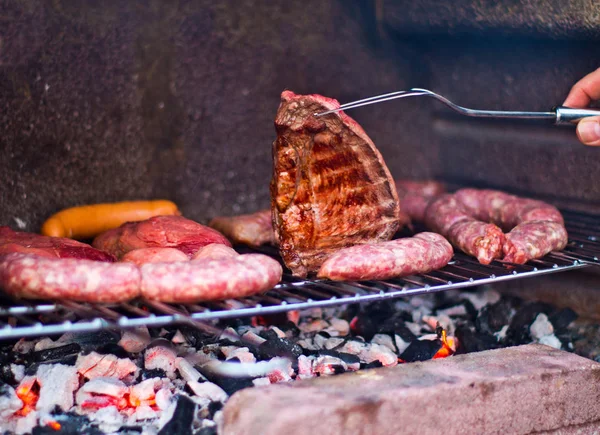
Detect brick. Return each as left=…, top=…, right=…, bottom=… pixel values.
left=222, top=344, right=600, bottom=435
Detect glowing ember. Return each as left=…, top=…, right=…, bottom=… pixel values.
left=433, top=329, right=456, bottom=359
left=46, top=421, right=61, bottom=431
left=16, top=378, right=40, bottom=416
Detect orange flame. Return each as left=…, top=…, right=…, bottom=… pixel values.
left=433, top=329, right=456, bottom=359
left=16, top=379, right=40, bottom=416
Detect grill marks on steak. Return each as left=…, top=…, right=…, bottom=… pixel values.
left=271, top=91, right=400, bottom=277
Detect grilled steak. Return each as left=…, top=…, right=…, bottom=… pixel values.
left=0, top=226, right=115, bottom=262
left=93, top=215, right=231, bottom=259
left=271, top=91, right=400, bottom=277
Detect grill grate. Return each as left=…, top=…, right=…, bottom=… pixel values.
left=0, top=209, right=597, bottom=341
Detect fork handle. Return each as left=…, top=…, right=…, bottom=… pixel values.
left=555, top=106, right=600, bottom=125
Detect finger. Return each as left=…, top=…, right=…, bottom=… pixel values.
left=563, top=67, right=600, bottom=108
left=576, top=116, right=600, bottom=146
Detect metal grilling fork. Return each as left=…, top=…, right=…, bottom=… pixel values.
left=315, top=88, right=600, bottom=125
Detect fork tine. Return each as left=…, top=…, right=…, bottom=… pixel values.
left=315, top=90, right=428, bottom=117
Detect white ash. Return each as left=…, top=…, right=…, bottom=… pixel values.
left=80, top=377, right=128, bottom=398
left=371, top=334, right=396, bottom=353
left=89, top=406, right=124, bottom=434
left=76, top=351, right=139, bottom=380
left=459, top=287, right=500, bottom=310
left=539, top=334, right=563, bottom=350
left=34, top=338, right=58, bottom=352
left=176, top=357, right=204, bottom=383
left=0, top=383, right=23, bottom=419
left=494, top=325, right=509, bottom=341
left=314, top=355, right=348, bottom=375
left=11, top=364, right=25, bottom=383
left=145, top=343, right=178, bottom=379
left=171, top=329, right=188, bottom=345
left=187, top=381, right=228, bottom=406
left=324, top=337, right=345, bottom=350
left=394, top=335, right=410, bottom=355
left=118, top=327, right=151, bottom=353
left=530, top=313, right=554, bottom=340
left=436, top=304, right=468, bottom=317
left=252, top=377, right=272, bottom=386
left=241, top=330, right=266, bottom=346
left=36, top=364, right=79, bottom=412
left=13, top=339, right=36, bottom=354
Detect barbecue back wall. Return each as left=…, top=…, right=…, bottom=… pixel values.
left=1, top=0, right=599, bottom=232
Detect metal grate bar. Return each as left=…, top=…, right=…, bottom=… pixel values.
left=0, top=209, right=597, bottom=340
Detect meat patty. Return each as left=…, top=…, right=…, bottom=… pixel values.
left=0, top=226, right=115, bottom=262
left=140, top=254, right=282, bottom=303
left=0, top=253, right=140, bottom=303
left=271, top=91, right=400, bottom=277
left=317, top=232, right=453, bottom=281
left=395, top=179, right=446, bottom=223
left=424, top=195, right=505, bottom=264
left=209, top=210, right=276, bottom=247
left=121, top=247, right=189, bottom=266
left=93, top=215, right=231, bottom=259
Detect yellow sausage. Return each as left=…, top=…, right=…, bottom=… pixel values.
left=41, top=200, right=180, bottom=239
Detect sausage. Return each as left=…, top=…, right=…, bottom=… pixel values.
left=140, top=254, right=282, bottom=303
left=317, top=232, right=453, bottom=281
left=209, top=210, right=277, bottom=247
left=504, top=222, right=568, bottom=264
left=424, top=195, right=505, bottom=264
left=191, top=244, right=239, bottom=261
left=394, top=180, right=446, bottom=223
left=0, top=253, right=140, bottom=303
left=41, top=200, right=180, bottom=239
left=429, top=189, right=567, bottom=264
left=454, top=188, right=567, bottom=263
left=121, top=248, right=189, bottom=266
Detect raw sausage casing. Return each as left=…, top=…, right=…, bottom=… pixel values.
left=0, top=253, right=140, bottom=303
left=141, top=254, right=282, bottom=303
left=317, top=232, right=453, bottom=281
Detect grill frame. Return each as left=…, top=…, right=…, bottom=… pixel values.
left=0, top=209, right=597, bottom=341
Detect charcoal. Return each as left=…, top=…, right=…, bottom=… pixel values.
left=138, top=368, right=167, bottom=381
left=476, top=299, right=513, bottom=335
left=506, top=302, right=555, bottom=345
left=549, top=308, right=578, bottom=332
left=256, top=337, right=303, bottom=361
left=64, top=330, right=119, bottom=352
left=158, top=395, right=197, bottom=435
left=196, top=427, right=218, bottom=435
left=455, top=326, right=501, bottom=354
left=377, top=314, right=417, bottom=342
left=32, top=343, right=81, bottom=363
left=251, top=312, right=289, bottom=327
left=95, top=343, right=131, bottom=359
left=178, top=325, right=214, bottom=348
left=399, top=340, right=442, bottom=362
left=349, top=314, right=377, bottom=341
left=363, top=301, right=395, bottom=321
left=32, top=411, right=101, bottom=435
left=318, top=349, right=361, bottom=366
left=207, top=400, right=224, bottom=418
left=360, top=360, right=383, bottom=369
left=282, top=321, right=301, bottom=338
left=201, top=371, right=254, bottom=396
left=259, top=329, right=281, bottom=341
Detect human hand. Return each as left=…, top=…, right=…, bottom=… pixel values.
left=563, top=68, right=600, bottom=146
